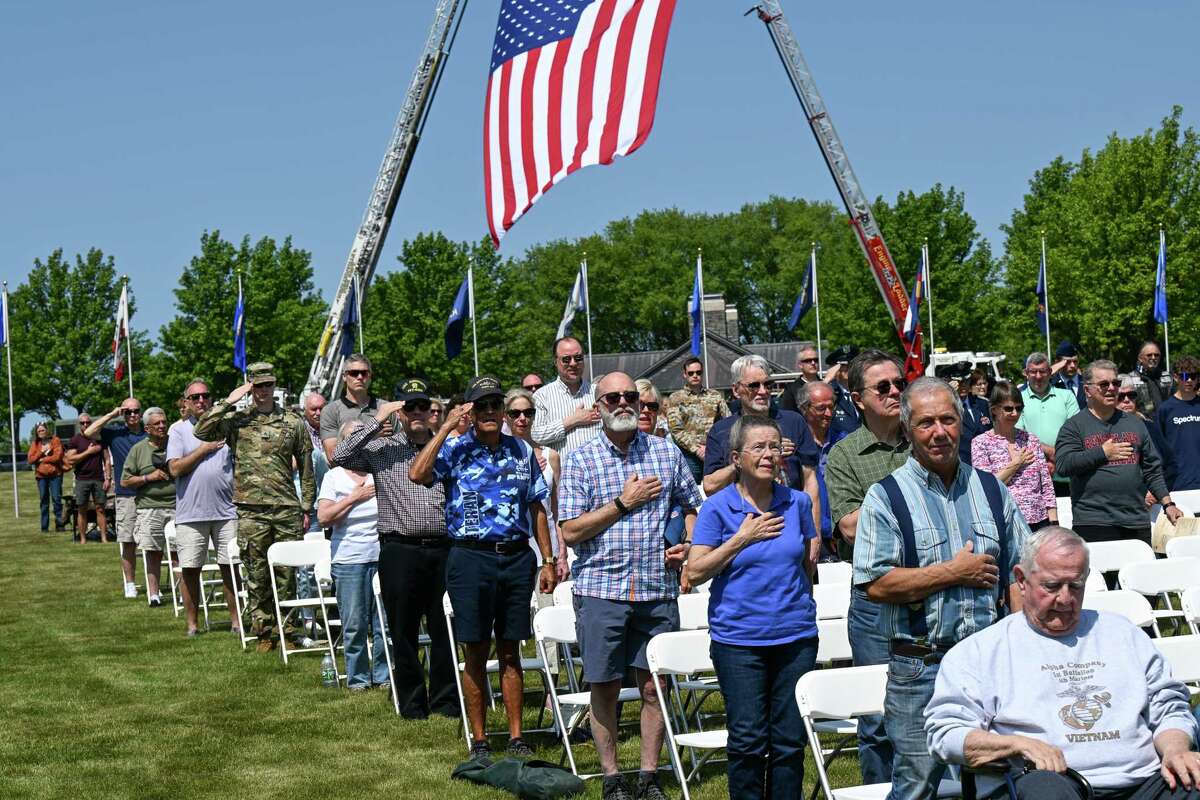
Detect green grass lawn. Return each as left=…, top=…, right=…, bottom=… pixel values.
left=0, top=471, right=860, bottom=799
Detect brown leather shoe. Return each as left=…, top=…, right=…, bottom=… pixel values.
left=255, top=639, right=277, bottom=654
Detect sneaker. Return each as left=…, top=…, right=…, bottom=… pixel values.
left=506, top=737, right=534, bottom=758
left=123, top=583, right=138, bottom=599
left=469, top=740, right=492, bottom=762
left=148, top=593, right=162, bottom=607
left=635, top=774, right=670, bottom=800
left=602, top=776, right=634, bottom=800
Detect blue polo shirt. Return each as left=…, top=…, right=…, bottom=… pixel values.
left=692, top=483, right=817, bottom=646
left=433, top=430, right=549, bottom=542
left=101, top=424, right=147, bottom=497
left=817, top=428, right=847, bottom=539
left=703, top=407, right=818, bottom=489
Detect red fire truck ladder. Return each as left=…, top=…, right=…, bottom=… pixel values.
left=751, top=1, right=924, bottom=379
left=305, top=0, right=469, bottom=398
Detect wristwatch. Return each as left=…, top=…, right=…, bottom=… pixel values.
left=613, top=497, right=630, bottom=516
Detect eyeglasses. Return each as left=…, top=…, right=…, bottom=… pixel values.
left=558, top=354, right=585, bottom=364
left=1117, top=391, right=1137, bottom=401
left=998, top=404, right=1024, bottom=414
left=505, top=408, right=536, bottom=420
left=742, top=442, right=782, bottom=455
left=522, top=383, right=544, bottom=393
left=600, top=391, right=640, bottom=406
left=1089, top=380, right=1120, bottom=390
left=345, top=369, right=370, bottom=378
left=146, top=420, right=167, bottom=428
left=403, top=400, right=431, bottom=413
left=474, top=397, right=504, bottom=413
left=428, top=406, right=443, bottom=415
left=642, top=402, right=660, bottom=412
left=740, top=380, right=775, bottom=393
left=684, top=369, right=703, bottom=377
left=867, top=378, right=908, bottom=395
left=186, top=393, right=210, bottom=401
left=1143, top=352, right=1161, bottom=360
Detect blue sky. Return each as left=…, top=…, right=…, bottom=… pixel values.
left=3, top=0, right=1197, bottom=355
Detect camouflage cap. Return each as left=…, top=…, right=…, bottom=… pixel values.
left=464, top=375, right=503, bottom=403
left=395, top=377, right=431, bottom=402
left=246, top=362, right=276, bottom=385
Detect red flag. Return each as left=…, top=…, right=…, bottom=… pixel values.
left=483, top=0, right=677, bottom=247
left=113, top=283, right=129, bottom=383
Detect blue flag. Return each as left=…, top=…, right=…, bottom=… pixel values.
left=1035, top=247, right=1049, bottom=336
left=690, top=257, right=703, bottom=357
left=1154, top=229, right=1168, bottom=325
left=788, top=252, right=816, bottom=330
left=445, top=272, right=471, bottom=359
left=232, top=281, right=246, bottom=371
left=340, top=276, right=359, bottom=358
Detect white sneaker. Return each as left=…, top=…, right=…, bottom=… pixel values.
left=149, top=593, right=162, bottom=607
left=123, top=583, right=138, bottom=599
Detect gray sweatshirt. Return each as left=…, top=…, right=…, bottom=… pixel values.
left=1054, top=408, right=1167, bottom=528
left=925, top=611, right=1196, bottom=790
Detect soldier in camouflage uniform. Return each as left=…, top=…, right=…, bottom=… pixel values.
left=666, top=356, right=729, bottom=482
left=194, top=362, right=315, bottom=653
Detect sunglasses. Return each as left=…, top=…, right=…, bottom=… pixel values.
left=867, top=378, right=908, bottom=395
left=403, top=400, right=431, bottom=413
left=255, top=382, right=276, bottom=390
left=600, top=391, right=640, bottom=406
left=186, top=393, right=210, bottom=401
left=741, top=380, right=775, bottom=393
left=345, top=370, right=370, bottom=378
left=122, top=408, right=142, bottom=416
left=684, top=369, right=703, bottom=377
left=1178, top=372, right=1195, bottom=382
left=642, top=402, right=660, bottom=412
left=474, top=397, right=504, bottom=413
left=1090, top=380, right=1120, bottom=390
left=998, top=404, right=1024, bottom=414
left=798, top=357, right=819, bottom=364
left=1117, top=391, right=1137, bottom=401
left=505, top=408, right=536, bottom=420
left=558, top=354, right=585, bottom=364
left=522, top=383, right=544, bottom=393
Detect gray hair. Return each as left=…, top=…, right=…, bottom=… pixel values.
left=337, top=420, right=364, bottom=443
left=1082, top=359, right=1118, bottom=385
left=729, top=415, right=782, bottom=453
left=634, top=379, right=661, bottom=405
left=1024, top=352, right=1050, bottom=369
left=503, top=387, right=534, bottom=409
left=143, top=406, right=167, bottom=423
left=899, top=377, right=962, bottom=431
left=795, top=379, right=833, bottom=409
left=1019, top=526, right=1090, bottom=576
left=182, top=378, right=208, bottom=396
left=730, top=354, right=771, bottom=385
left=343, top=353, right=372, bottom=371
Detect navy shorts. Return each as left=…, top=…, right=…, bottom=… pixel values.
left=573, top=595, right=679, bottom=683
left=446, top=545, right=536, bottom=643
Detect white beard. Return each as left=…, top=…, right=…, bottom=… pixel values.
left=601, top=407, right=638, bottom=432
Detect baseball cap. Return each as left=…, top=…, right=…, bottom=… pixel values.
left=395, top=378, right=431, bottom=402
left=1056, top=341, right=1078, bottom=359
left=464, top=375, right=504, bottom=403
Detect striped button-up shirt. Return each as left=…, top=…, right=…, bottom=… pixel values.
left=560, top=431, right=703, bottom=602
left=853, top=456, right=1030, bottom=645
left=330, top=416, right=447, bottom=538
left=531, top=377, right=600, bottom=457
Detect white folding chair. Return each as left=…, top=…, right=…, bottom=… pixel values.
left=677, top=592, right=710, bottom=631
left=796, top=665, right=961, bottom=799
left=533, top=604, right=640, bottom=777
left=167, top=522, right=226, bottom=630
left=226, top=540, right=256, bottom=650
left=1088, top=540, right=1156, bottom=586
left=1082, top=589, right=1156, bottom=630
left=162, top=520, right=184, bottom=616
left=1084, top=569, right=1107, bottom=594
left=1153, top=633, right=1200, bottom=698
left=371, top=572, right=401, bottom=715
left=690, top=579, right=712, bottom=594
left=552, top=579, right=574, bottom=606
left=1055, top=497, right=1073, bottom=530
left=817, top=561, right=852, bottom=585
left=266, top=540, right=339, bottom=673
left=1117, top=557, right=1200, bottom=634
left=139, top=518, right=179, bottom=609
left=1182, top=587, right=1200, bottom=635
left=647, top=630, right=727, bottom=800
left=815, top=618, right=852, bottom=665
left=1165, top=536, right=1200, bottom=559
left=814, top=582, right=851, bottom=620
left=1168, top=489, right=1200, bottom=516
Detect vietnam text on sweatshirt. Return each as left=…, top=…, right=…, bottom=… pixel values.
left=925, top=610, right=1196, bottom=791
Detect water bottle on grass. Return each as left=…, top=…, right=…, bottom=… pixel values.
left=320, top=654, right=337, bottom=688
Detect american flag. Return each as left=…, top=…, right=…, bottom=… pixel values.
left=484, top=0, right=677, bottom=247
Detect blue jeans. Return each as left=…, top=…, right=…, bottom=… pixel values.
left=330, top=562, right=389, bottom=688
left=711, top=636, right=819, bottom=799
left=884, top=653, right=943, bottom=800
left=848, top=587, right=893, bottom=783
left=36, top=476, right=63, bottom=531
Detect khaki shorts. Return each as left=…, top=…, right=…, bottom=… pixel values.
left=175, top=519, right=237, bottom=569
left=135, top=508, right=175, bottom=552
left=114, top=496, right=138, bottom=543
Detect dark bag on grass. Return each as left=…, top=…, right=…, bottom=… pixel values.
left=451, top=757, right=584, bottom=799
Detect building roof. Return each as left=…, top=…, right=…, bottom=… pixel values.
left=591, top=331, right=793, bottom=393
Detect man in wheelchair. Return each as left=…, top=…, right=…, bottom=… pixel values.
left=925, top=526, right=1200, bottom=799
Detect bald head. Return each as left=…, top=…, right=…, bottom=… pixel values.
left=596, top=372, right=635, bottom=396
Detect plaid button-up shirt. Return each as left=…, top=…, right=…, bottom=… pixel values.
left=560, top=431, right=703, bottom=602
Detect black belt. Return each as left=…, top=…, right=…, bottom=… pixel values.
left=380, top=533, right=448, bottom=547
left=890, top=639, right=955, bottom=665
left=451, top=538, right=528, bottom=554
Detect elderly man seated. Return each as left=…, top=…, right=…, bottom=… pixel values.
left=925, top=526, right=1200, bottom=799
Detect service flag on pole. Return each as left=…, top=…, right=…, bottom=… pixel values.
left=0, top=285, right=8, bottom=347
left=902, top=257, right=926, bottom=343
left=113, top=283, right=130, bottom=383
left=690, top=256, right=703, bottom=357
left=233, top=281, right=247, bottom=372
left=1035, top=246, right=1049, bottom=336
left=340, top=276, right=360, bottom=358
left=788, top=251, right=816, bottom=330
left=1154, top=228, right=1168, bottom=325
left=483, top=0, right=678, bottom=247
left=556, top=264, right=588, bottom=340
left=445, top=272, right=472, bottom=360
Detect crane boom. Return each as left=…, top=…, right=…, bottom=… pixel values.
left=305, top=0, right=468, bottom=398
left=752, top=1, right=924, bottom=378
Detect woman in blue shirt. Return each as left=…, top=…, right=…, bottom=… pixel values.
left=687, top=416, right=819, bottom=799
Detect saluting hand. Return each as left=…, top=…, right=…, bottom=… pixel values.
left=227, top=381, right=254, bottom=404
left=442, top=402, right=473, bottom=433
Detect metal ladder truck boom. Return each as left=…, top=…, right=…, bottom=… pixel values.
left=305, top=0, right=468, bottom=398
left=751, top=1, right=925, bottom=379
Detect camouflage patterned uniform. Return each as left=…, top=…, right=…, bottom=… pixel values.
left=194, top=368, right=315, bottom=643
left=666, top=387, right=729, bottom=480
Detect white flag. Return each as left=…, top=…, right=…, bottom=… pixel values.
left=556, top=264, right=588, bottom=340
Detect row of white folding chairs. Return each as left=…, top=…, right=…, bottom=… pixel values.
left=160, top=520, right=228, bottom=628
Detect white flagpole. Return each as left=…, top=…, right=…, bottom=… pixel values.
left=236, top=270, right=247, bottom=382
left=354, top=272, right=364, bottom=354
left=468, top=264, right=479, bottom=375
left=697, top=248, right=709, bottom=389
left=122, top=276, right=134, bottom=398
left=1041, top=234, right=1052, bottom=359
left=812, top=242, right=824, bottom=369
left=582, top=257, right=594, bottom=381
left=1161, top=225, right=1171, bottom=375
left=924, top=239, right=935, bottom=355
left=3, top=284, right=17, bottom=517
